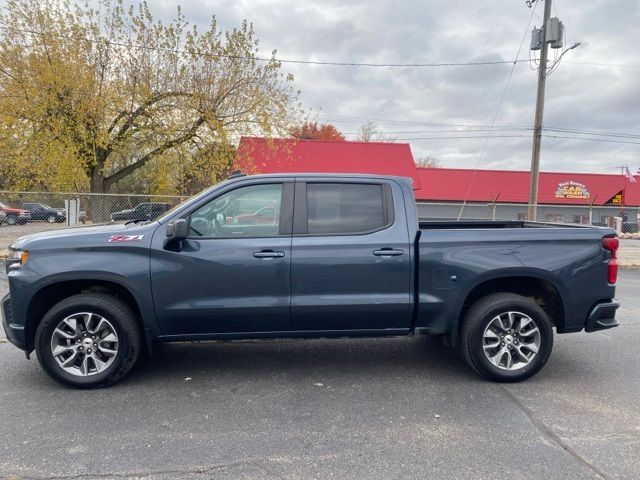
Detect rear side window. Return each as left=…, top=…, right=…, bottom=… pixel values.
left=306, top=183, right=389, bottom=234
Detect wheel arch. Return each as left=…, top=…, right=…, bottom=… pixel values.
left=24, top=278, right=146, bottom=353
left=451, top=271, right=566, bottom=345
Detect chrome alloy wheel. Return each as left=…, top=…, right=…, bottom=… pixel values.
left=50, top=312, right=119, bottom=376
left=482, top=311, right=541, bottom=370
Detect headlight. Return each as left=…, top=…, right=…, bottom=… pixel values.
left=9, top=250, right=28, bottom=266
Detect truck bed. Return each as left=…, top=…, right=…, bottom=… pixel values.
left=419, top=220, right=594, bottom=230
left=415, top=219, right=613, bottom=340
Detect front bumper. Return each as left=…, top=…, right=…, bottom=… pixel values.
left=585, top=300, right=620, bottom=332
left=1, top=294, right=26, bottom=350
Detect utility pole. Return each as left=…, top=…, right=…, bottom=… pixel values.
left=527, top=0, right=553, bottom=221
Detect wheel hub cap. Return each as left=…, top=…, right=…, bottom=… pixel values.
left=482, top=311, right=541, bottom=371
left=50, top=312, right=119, bottom=377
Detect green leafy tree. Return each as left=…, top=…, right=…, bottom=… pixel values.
left=0, top=0, right=299, bottom=193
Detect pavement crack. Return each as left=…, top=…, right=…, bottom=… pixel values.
left=501, top=386, right=613, bottom=480
left=15, top=460, right=252, bottom=480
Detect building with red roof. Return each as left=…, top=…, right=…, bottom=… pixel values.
left=235, top=137, right=422, bottom=189
left=235, top=136, right=640, bottom=228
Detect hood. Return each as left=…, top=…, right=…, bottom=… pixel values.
left=11, top=222, right=156, bottom=250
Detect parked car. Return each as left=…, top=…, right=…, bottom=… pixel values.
left=22, top=203, right=66, bottom=223
left=0, top=202, right=31, bottom=225
left=110, top=202, right=171, bottom=222
left=0, top=210, right=6, bottom=225
left=2, top=173, right=620, bottom=388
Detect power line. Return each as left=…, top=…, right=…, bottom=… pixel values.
left=543, top=127, right=640, bottom=139
left=0, top=24, right=527, bottom=68
left=564, top=61, right=640, bottom=68
left=389, top=134, right=640, bottom=145
left=458, top=0, right=540, bottom=220
left=342, top=128, right=533, bottom=135
left=320, top=113, right=640, bottom=140
left=544, top=135, right=640, bottom=145
left=316, top=114, right=532, bottom=129
left=4, top=24, right=638, bottom=69
left=388, top=135, right=530, bottom=140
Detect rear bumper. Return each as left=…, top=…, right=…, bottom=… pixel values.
left=585, top=300, right=620, bottom=332
left=1, top=294, right=26, bottom=350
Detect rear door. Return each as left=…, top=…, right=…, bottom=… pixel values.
left=290, top=179, right=413, bottom=332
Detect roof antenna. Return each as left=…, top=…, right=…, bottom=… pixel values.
left=227, top=170, right=246, bottom=179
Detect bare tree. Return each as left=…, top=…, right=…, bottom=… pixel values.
left=356, top=122, right=395, bottom=142
left=414, top=156, right=441, bottom=168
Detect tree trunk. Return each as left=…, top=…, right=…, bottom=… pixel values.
left=88, top=150, right=110, bottom=222
left=90, top=169, right=106, bottom=193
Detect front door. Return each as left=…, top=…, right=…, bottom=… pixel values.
left=150, top=181, right=293, bottom=335
left=290, top=180, right=413, bottom=332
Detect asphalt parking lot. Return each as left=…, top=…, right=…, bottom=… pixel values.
left=0, top=271, right=639, bottom=480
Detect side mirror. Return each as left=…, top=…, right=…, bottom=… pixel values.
left=164, top=218, right=188, bottom=249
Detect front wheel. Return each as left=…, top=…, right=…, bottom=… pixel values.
left=461, top=293, right=553, bottom=382
left=35, top=293, right=141, bottom=388
left=47, top=214, right=56, bottom=223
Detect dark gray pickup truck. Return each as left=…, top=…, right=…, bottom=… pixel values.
left=2, top=173, right=620, bottom=388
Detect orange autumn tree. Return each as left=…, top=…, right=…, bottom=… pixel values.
left=289, top=122, right=345, bottom=141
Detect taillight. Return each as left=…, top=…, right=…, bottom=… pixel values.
left=602, top=237, right=619, bottom=284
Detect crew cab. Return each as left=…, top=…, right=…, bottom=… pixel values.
left=2, top=174, right=620, bottom=388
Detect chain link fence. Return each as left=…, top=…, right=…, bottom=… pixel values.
left=2, top=190, right=639, bottom=250
left=0, top=191, right=188, bottom=249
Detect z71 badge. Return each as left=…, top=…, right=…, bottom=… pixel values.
left=108, top=234, right=144, bottom=243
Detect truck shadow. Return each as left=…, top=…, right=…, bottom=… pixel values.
left=124, top=335, right=480, bottom=385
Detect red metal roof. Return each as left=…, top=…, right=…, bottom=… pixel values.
left=415, top=168, right=640, bottom=206
left=235, top=137, right=422, bottom=189
left=234, top=137, right=640, bottom=206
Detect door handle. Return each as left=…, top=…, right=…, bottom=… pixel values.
left=253, top=250, right=286, bottom=259
left=373, top=248, right=404, bottom=257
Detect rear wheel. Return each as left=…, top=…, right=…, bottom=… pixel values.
left=35, top=293, right=141, bottom=388
left=461, top=293, right=553, bottom=382
left=7, top=214, right=16, bottom=225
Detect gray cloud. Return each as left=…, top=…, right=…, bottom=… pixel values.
left=152, top=0, right=639, bottom=173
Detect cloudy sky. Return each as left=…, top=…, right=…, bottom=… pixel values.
left=154, top=1, right=636, bottom=172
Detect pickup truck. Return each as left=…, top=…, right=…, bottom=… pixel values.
left=0, top=202, right=31, bottom=225
left=2, top=173, right=620, bottom=388
left=110, top=202, right=171, bottom=222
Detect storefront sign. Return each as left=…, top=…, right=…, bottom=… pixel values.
left=555, top=181, right=590, bottom=200
left=611, top=193, right=623, bottom=204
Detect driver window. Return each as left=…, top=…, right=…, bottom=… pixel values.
left=188, top=183, right=283, bottom=238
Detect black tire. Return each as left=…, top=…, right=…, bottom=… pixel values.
left=46, top=214, right=56, bottom=223
left=461, top=293, right=553, bottom=382
left=35, top=293, right=141, bottom=388
left=7, top=214, right=17, bottom=225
